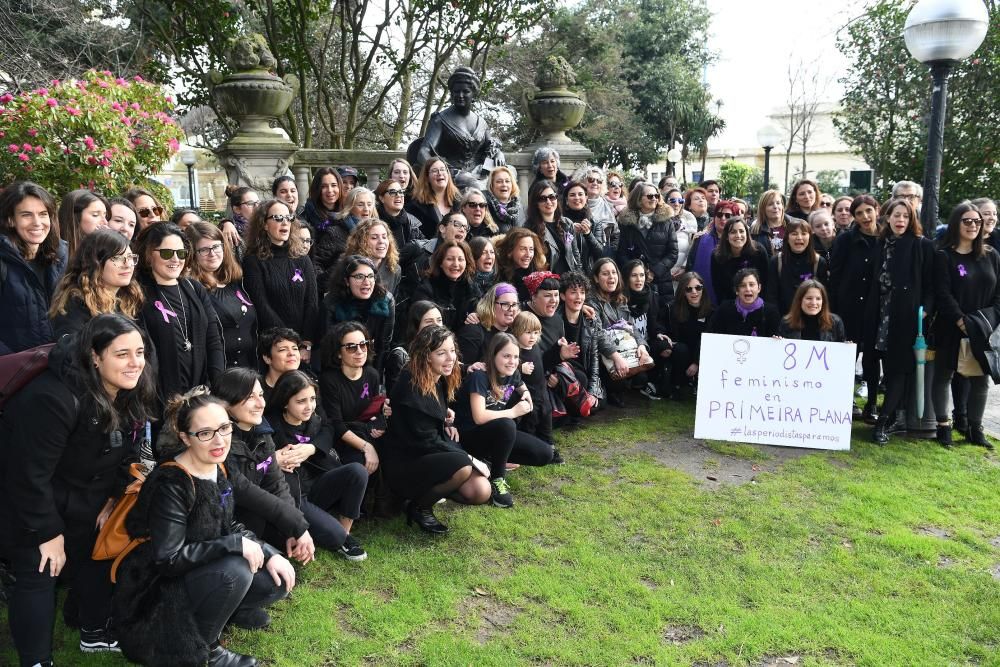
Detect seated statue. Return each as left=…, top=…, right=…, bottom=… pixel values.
left=408, top=67, right=506, bottom=187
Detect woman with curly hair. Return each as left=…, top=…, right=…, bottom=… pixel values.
left=484, top=165, right=523, bottom=231
left=49, top=228, right=144, bottom=338
left=406, top=157, right=460, bottom=239
left=343, top=216, right=401, bottom=295
left=495, top=227, right=546, bottom=303
left=322, top=255, right=395, bottom=374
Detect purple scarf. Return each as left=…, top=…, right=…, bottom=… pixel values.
left=735, top=297, right=764, bottom=320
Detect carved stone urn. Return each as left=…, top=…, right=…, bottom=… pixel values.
left=208, top=34, right=298, bottom=141
left=523, top=56, right=587, bottom=143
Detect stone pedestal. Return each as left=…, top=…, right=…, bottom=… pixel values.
left=216, top=141, right=298, bottom=196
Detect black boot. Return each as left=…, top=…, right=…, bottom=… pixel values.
left=967, top=424, right=994, bottom=450
left=935, top=424, right=953, bottom=449
left=872, top=417, right=889, bottom=445
left=861, top=401, right=879, bottom=425
left=953, top=411, right=969, bottom=434
left=405, top=501, right=448, bottom=535
left=208, top=642, right=257, bottom=667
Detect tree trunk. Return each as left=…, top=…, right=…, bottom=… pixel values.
left=784, top=148, right=792, bottom=194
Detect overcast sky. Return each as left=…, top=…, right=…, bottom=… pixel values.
left=704, top=0, right=868, bottom=151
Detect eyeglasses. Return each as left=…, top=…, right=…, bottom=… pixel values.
left=385, top=189, right=406, bottom=197
left=820, top=201, right=833, bottom=208
left=686, top=284, right=704, bottom=293
left=108, top=253, right=139, bottom=267
left=538, top=194, right=559, bottom=202
left=155, top=248, right=189, bottom=260
left=496, top=301, right=519, bottom=312
left=464, top=202, right=488, bottom=209
left=715, top=212, right=732, bottom=220
left=239, top=200, right=260, bottom=208
left=299, top=237, right=313, bottom=246
left=340, top=340, right=373, bottom=352
left=137, top=206, right=164, bottom=218
left=267, top=214, right=294, bottom=223
left=187, top=421, right=234, bottom=442
left=196, top=243, right=224, bottom=257
left=586, top=177, right=603, bottom=184
left=429, top=168, right=449, bottom=176
left=961, top=217, right=983, bottom=227
left=644, top=193, right=661, bottom=201
left=350, top=273, right=376, bottom=282
left=448, top=221, right=470, bottom=230
left=667, top=197, right=685, bottom=204
left=608, top=181, right=623, bottom=188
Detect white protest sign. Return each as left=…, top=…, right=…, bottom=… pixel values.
left=694, top=333, right=857, bottom=451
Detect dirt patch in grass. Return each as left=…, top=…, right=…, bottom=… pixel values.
left=916, top=525, right=952, bottom=539
left=456, top=593, right=520, bottom=645
left=990, top=536, right=1000, bottom=549
left=662, top=624, right=706, bottom=644
left=633, top=436, right=815, bottom=490
left=759, top=657, right=803, bottom=666
left=990, top=564, right=1000, bottom=581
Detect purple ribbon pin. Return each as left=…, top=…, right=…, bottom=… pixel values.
left=255, top=456, right=273, bottom=475
left=751, top=327, right=758, bottom=337
left=294, top=433, right=311, bottom=443
left=502, top=385, right=515, bottom=401
left=800, top=272, right=813, bottom=281
left=219, top=487, right=232, bottom=508
left=291, top=268, right=304, bottom=283
left=360, top=382, right=370, bottom=399
left=958, top=264, right=968, bottom=277
left=153, top=300, right=177, bottom=323
left=236, top=290, right=253, bottom=307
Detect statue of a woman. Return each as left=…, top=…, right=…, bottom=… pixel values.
left=412, top=67, right=505, bottom=185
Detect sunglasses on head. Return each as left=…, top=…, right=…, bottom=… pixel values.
left=155, top=248, right=189, bottom=260
left=137, top=206, right=164, bottom=218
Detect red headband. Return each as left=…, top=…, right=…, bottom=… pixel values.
left=523, top=271, right=560, bottom=297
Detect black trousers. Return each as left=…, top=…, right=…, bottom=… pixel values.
left=183, top=554, right=288, bottom=644
left=301, top=462, right=368, bottom=551
left=933, top=368, right=989, bottom=427
left=669, top=342, right=694, bottom=389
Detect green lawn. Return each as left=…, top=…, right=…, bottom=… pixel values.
left=5, top=401, right=1000, bottom=666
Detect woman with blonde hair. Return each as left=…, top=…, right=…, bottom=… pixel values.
left=460, top=188, right=500, bottom=238
left=49, top=228, right=144, bottom=338
left=186, top=221, right=258, bottom=368
left=406, top=157, right=460, bottom=238
left=751, top=189, right=793, bottom=255
left=485, top=165, right=522, bottom=231
left=344, top=216, right=401, bottom=295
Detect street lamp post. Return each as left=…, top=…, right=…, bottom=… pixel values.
left=903, top=0, right=989, bottom=232
left=756, top=124, right=782, bottom=195
left=180, top=149, right=198, bottom=211
left=666, top=148, right=682, bottom=177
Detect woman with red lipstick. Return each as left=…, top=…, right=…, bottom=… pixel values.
left=323, top=255, right=395, bottom=374
left=242, top=199, right=320, bottom=361
left=1, top=315, right=156, bottom=664
left=114, top=388, right=294, bottom=667
left=864, top=197, right=935, bottom=445
left=378, top=325, right=491, bottom=534
left=412, top=240, right=481, bottom=332
left=49, top=229, right=145, bottom=338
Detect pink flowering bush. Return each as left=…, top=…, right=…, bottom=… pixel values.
left=0, top=70, right=184, bottom=194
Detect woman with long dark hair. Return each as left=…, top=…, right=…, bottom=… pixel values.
left=666, top=272, right=713, bottom=398
left=469, top=236, right=497, bottom=295
left=561, top=180, right=605, bottom=273
left=186, top=221, right=258, bottom=369
left=0, top=181, right=68, bottom=354
left=686, top=200, right=738, bottom=306
left=134, top=222, right=225, bottom=402
left=764, top=217, right=829, bottom=314
left=1, top=314, right=156, bottom=664
left=378, top=326, right=491, bottom=534
left=267, top=369, right=369, bottom=560
left=57, top=188, right=109, bottom=257
left=865, top=197, right=935, bottom=445
left=123, top=187, right=164, bottom=232
left=785, top=179, right=821, bottom=221
left=323, top=255, right=395, bottom=374
left=931, top=202, right=1000, bottom=448
left=272, top=175, right=301, bottom=216
left=406, top=157, right=460, bottom=239
left=114, top=388, right=294, bottom=667
left=412, top=240, right=481, bottom=332
left=778, top=279, right=845, bottom=341
left=710, top=216, right=768, bottom=304
left=525, top=179, right=581, bottom=275
left=383, top=300, right=443, bottom=395
left=302, top=167, right=344, bottom=231
left=494, top=228, right=546, bottom=303
left=622, top=259, right=669, bottom=398
left=242, top=199, right=320, bottom=358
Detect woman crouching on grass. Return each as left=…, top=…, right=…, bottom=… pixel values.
left=115, top=388, right=295, bottom=667
left=377, top=325, right=491, bottom=535
left=778, top=279, right=845, bottom=342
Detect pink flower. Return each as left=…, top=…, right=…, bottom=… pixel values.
left=134, top=75, right=145, bottom=82
left=0, top=93, right=13, bottom=104
left=87, top=156, right=98, bottom=165
left=130, top=102, right=141, bottom=110
left=26, top=128, right=38, bottom=137
left=35, top=88, right=49, bottom=96
left=66, top=107, right=81, bottom=116
left=132, top=137, right=143, bottom=146
left=111, top=102, right=123, bottom=111
left=51, top=79, right=61, bottom=86
left=64, top=147, right=72, bottom=155
left=98, top=81, right=110, bottom=89
left=101, top=70, right=112, bottom=76
left=45, top=98, right=58, bottom=107
left=0, top=131, right=5, bottom=137
left=83, top=136, right=96, bottom=150
left=165, top=95, right=175, bottom=104
left=115, top=78, right=127, bottom=85
left=99, top=157, right=111, bottom=167
left=8, top=144, right=19, bottom=153
left=167, top=138, right=180, bottom=151
left=103, top=149, right=113, bottom=158
left=120, top=116, right=132, bottom=126
left=22, top=143, right=31, bottom=151
left=33, top=146, right=43, bottom=154
left=18, top=153, right=29, bottom=162
left=140, top=111, right=149, bottom=118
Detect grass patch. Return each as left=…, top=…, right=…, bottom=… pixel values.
left=4, top=400, right=1000, bottom=666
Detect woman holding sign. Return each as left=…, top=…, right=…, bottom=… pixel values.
left=864, top=197, right=935, bottom=445
left=708, top=268, right=781, bottom=338
left=931, top=203, right=1000, bottom=448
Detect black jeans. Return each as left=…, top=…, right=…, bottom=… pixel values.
left=301, top=462, right=368, bottom=551
left=183, top=554, right=288, bottom=644
left=669, top=342, right=694, bottom=389
left=933, top=367, right=989, bottom=427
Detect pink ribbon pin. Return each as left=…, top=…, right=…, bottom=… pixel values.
left=360, top=382, right=370, bottom=399
left=153, top=300, right=177, bottom=323
left=291, top=269, right=304, bottom=283
left=236, top=289, right=253, bottom=307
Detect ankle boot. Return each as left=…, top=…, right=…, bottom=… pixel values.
left=872, top=417, right=889, bottom=445
left=935, top=424, right=953, bottom=448
left=862, top=401, right=879, bottom=425
left=967, top=424, right=993, bottom=450
left=405, top=501, right=448, bottom=534
left=208, top=642, right=257, bottom=667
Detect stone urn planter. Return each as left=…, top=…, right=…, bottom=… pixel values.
left=523, top=56, right=587, bottom=144
left=208, top=34, right=297, bottom=139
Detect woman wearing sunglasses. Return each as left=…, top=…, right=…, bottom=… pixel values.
left=375, top=178, right=424, bottom=249
left=604, top=170, right=628, bottom=216
left=242, top=199, right=320, bottom=361
left=616, top=181, right=679, bottom=301
left=49, top=229, right=145, bottom=339
left=322, top=255, right=394, bottom=375
left=135, top=222, right=226, bottom=403
left=666, top=272, right=713, bottom=399
left=526, top=179, right=582, bottom=275
left=460, top=188, right=501, bottom=239
left=123, top=187, right=164, bottom=232
left=186, top=221, right=258, bottom=369
left=931, top=202, right=1000, bottom=449
left=664, top=188, right=697, bottom=283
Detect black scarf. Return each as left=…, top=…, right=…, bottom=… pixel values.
left=564, top=206, right=590, bottom=224
left=628, top=286, right=651, bottom=318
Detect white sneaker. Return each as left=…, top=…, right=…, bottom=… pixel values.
left=856, top=381, right=868, bottom=399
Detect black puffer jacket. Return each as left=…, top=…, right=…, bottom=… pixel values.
left=312, top=217, right=355, bottom=291
left=616, top=207, right=679, bottom=299
left=0, top=235, right=68, bottom=354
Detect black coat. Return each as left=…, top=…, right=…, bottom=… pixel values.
left=863, top=234, right=936, bottom=374
left=710, top=246, right=769, bottom=304
left=616, top=207, right=679, bottom=298
left=377, top=203, right=425, bottom=249
left=933, top=246, right=1000, bottom=371
left=242, top=243, right=320, bottom=342
left=380, top=370, right=463, bottom=457
left=778, top=313, right=846, bottom=342
left=829, top=225, right=880, bottom=343
left=50, top=294, right=112, bottom=340
left=412, top=272, right=481, bottom=332
left=267, top=411, right=339, bottom=499
left=322, top=293, right=395, bottom=374
left=764, top=251, right=830, bottom=315
left=708, top=300, right=781, bottom=338
left=0, top=236, right=68, bottom=354
left=667, top=302, right=711, bottom=360
left=115, top=462, right=277, bottom=666
left=205, top=281, right=258, bottom=369
left=405, top=198, right=458, bottom=240
left=312, top=217, right=357, bottom=291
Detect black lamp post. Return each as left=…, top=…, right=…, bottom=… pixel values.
left=180, top=149, right=198, bottom=210
left=756, top=124, right=781, bottom=194
left=904, top=0, right=988, bottom=231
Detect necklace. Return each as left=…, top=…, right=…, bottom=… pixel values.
left=157, top=283, right=192, bottom=352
